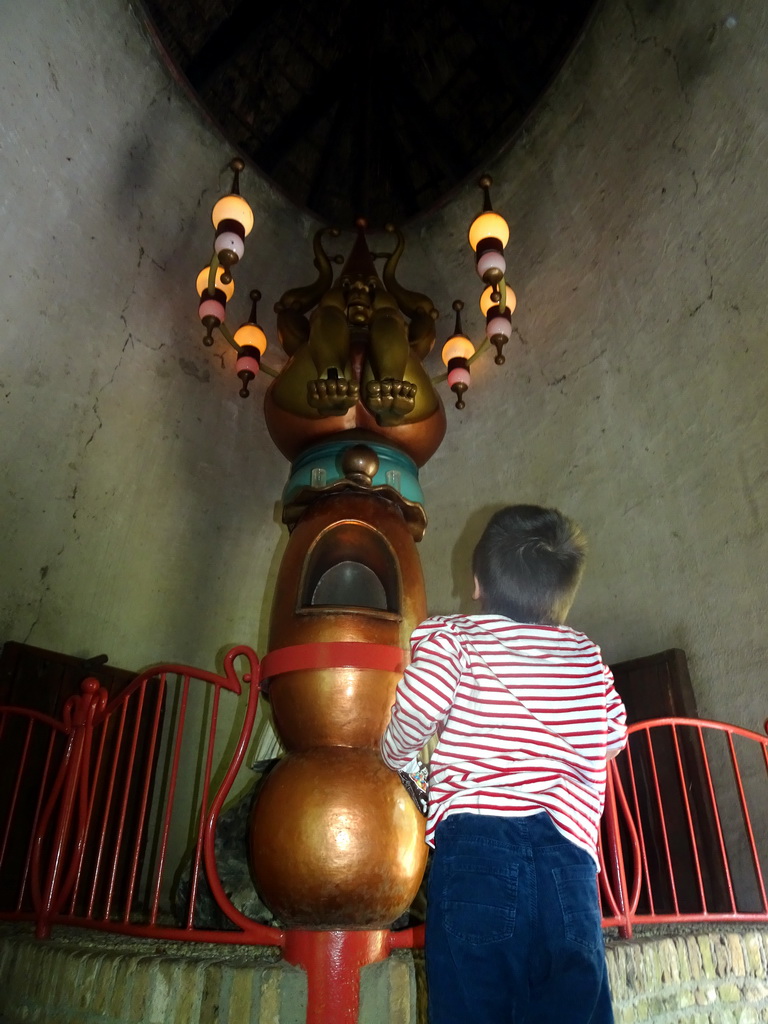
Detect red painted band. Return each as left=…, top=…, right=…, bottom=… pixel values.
left=260, top=642, right=407, bottom=685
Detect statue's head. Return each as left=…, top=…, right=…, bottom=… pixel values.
left=341, top=273, right=380, bottom=325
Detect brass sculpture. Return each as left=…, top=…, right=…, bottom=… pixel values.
left=248, top=224, right=445, bottom=930
left=269, top=222, right=441, bottom=427
left=250, top=485, right=429, bottom=928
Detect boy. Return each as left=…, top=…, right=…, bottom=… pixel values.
left=381, top=505, right=627, bottom=1024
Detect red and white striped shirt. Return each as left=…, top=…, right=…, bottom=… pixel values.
left=381, top=614, right=627, bottom=863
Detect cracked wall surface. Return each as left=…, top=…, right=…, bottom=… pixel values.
left=0, top=0, right=767, bottom=812
left=0, top=0, right=319, bottom=880
left=410, top=0, right=768, bottom=737
left=0, top=0, right=316, bottom=673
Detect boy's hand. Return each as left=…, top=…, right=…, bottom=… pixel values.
left=397, top=756, right=428, bottom=816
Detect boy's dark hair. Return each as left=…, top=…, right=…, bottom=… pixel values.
left=472, top=505, right=587, bottom=625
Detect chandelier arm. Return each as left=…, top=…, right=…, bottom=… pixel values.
left=498, top=277, right=507, bottom=314
left=206, top=250, right=221, bottom=295
left=217, top=322, right=240, bottom=353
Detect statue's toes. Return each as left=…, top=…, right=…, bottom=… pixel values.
left=392, top=390, right=416, bottom=415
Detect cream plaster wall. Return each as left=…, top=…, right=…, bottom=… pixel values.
left=0, top=0, right=766, bottom=792
left=411, top=0, right=768, bottom=733
left=0, top=0, right=315, bottom=675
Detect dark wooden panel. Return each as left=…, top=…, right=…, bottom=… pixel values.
left=609, top=649, right=730, bottom=914
left=0, top=641, right=137, bottom=716
left=610, top=648, right=697, bottom=725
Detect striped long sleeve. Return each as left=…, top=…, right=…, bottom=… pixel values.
left=380, top=614, right=628, bottom=862
left=381, top=627, right=465, bottom=769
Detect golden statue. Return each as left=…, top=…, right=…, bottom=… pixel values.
left=269, top=222, right=441, bottom=428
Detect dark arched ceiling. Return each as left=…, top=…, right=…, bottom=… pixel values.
left=139, top=0, right=597, bottom=228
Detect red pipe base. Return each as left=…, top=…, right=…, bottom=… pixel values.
left=283, top=929, right=389, bottom=1024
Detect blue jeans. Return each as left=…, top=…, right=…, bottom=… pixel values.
left=426, top=813, right=613, bottom=1024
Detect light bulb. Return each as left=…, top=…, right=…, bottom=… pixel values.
left=211, top=194, right=254, bottom=237
left=480, top=285, right=517, bottom=317
left=196, top=265, right=235, bottom=301
left=234, top=322, right=268, bottom=354
left=441, top=335, right=475, bottom=366
left=468, top=211, right=509, bottom=251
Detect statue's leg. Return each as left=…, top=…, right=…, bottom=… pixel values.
left=366, top=310, right=416, bottom=423
left=307, top=305, right=359, bottom=415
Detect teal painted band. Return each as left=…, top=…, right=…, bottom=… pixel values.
left=283, top=439, right=424, bottom=506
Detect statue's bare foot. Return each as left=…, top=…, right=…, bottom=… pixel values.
left=307, top=377, right=359, bottom=416
left=366, top=379, right=417, bottom=424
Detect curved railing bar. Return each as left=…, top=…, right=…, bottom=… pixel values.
left=95, top=656, right=245, bottom=724
left=627, top=716, right=768, bottom=745
left=0, top=705, right=70, bottom=734
left=202, top=646, right=285, bottom=945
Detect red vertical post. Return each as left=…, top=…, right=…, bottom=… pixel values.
left=283, top=929, right=389, bottom=1024
left=31, top=679, right=102, bottom=937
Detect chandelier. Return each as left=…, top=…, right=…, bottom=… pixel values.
left=194, top=160, right=515, bottom=412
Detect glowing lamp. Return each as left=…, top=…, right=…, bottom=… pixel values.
left=211, top=194, right=254, bottom=237
left=236, top=348, right=261, bottom=397
left=234, top=290, right=266, bottom=397
left=469, top=174, right=510, bottom=254
left=441, top=334, right=475, bottom=365
left=196, top=265, right=235, bottom=301
left=486, top=306, right=514, bottom=367
left=442, top=300, right=473, bottom=409
left=480, top=284, right=516, bottom=317
left=196, top=265, right=235, bottom=346
left=234, top=322, right=267, bottom=355
left=208, top=159, right=254, bottom=285
left=468, top=210, right=510, bottom=252
left=198, top=297, right=226, bottom=322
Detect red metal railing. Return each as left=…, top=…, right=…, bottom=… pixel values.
left=2, top=666, right=767, bottom=950
left=599, top=716, right=768, bottom=937
left=0, top=646, right=281, bottom=946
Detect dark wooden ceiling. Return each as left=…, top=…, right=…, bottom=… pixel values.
left=139, top=0, right=597, bottom=227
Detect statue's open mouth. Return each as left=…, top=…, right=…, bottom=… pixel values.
left=346, top=300, right=372, bottom=324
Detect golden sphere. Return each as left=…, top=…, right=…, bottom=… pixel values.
left=341, top=445, right=380, bottom=484
left=249, top=748, right=427, bottom=928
